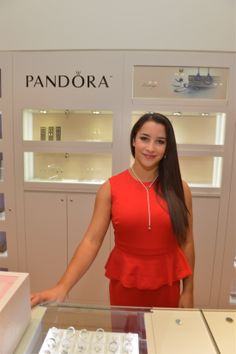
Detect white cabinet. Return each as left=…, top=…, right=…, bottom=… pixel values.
left=24, top=191, right=110, bottom=305
left=11, top=50, right=236, bottom=309
left=123, top=51, right=235, bottom=308
left=0, top=52, right=18, bottom=271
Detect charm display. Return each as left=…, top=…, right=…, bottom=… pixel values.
left=39, top=326, right=139, bottom=354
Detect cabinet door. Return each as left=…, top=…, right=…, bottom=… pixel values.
left=24, top=191, right=67, bottom=292
left=67, top=193, right=110, bottom=305
left=193, top=196, right=220, bottom=307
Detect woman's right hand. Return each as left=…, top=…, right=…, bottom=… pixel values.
left=30, top=284, right=67, bottom=307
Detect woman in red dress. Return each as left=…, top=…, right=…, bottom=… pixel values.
left=31, top=113, right=194, bottom=308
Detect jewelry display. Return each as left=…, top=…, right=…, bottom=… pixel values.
left=39, top=326, right=139, bottom=354
left=130, top=167, right=158, bottom=230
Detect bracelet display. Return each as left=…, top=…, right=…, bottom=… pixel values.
left=39, top=326, right=139, bottom=354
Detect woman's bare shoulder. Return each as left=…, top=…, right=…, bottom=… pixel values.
left=182, top=180, right=192, bottom=206
left=96, top=180, right=111, bottom=201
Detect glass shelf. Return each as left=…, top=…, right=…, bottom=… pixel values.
left=133, top=66, right=228, bottom=100
left=132, top=111, right=226, bottom=145
left=179, top=156, right=223, bottom=188
left=23, top=109, right=113, bottom=142
left=24, top=152, right=112, bottom=184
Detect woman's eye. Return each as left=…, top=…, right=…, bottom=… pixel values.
left=156, top=139, right=166, bottom=145
left=140, top=136, right=148, bottom=141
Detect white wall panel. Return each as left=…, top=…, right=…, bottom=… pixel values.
left=0, top=0, right=235, bottom=51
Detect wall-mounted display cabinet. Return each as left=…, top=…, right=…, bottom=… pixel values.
left=122, top=52, right=235, bottom=309
left=0, top=50, right=233, bottom=308
left=23, top=109, right=113, bottom=185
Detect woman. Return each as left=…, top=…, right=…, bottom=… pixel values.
left=31, top=113, right=194, bottom=308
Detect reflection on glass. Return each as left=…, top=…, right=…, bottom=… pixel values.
left=179, top=156, right=223, bottom=187
left=0, top=231, right=7, bottom=255
left=23, top=109, right=113, bottom=142
left=24, top=152, right=112, bottom=184
left=132, top=111, right=226, bottom=145
left=133, top=66, right=228, bottom=99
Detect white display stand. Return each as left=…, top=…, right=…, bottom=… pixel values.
left=0, top=271, right=31, bottom=354
left=39, top=327, right=139, bottom=354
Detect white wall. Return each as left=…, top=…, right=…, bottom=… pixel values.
left=0, top=0, right=235, bottom=51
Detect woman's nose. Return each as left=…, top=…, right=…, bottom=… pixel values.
left=146, top=141, right=155, bottom=151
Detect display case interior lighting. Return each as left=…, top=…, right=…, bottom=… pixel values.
left=212, top=156, right=223, bottom=187
left=23, top=110, right=33, bottom=140
left=215, top=113, right=226, bottom=145
left=24, top=152, right=34, bottom=182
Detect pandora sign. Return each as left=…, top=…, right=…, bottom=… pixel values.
left=25, top=72, right=111, bottom=88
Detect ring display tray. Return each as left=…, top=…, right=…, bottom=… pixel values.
left=39, top=327, right=139, bottom=354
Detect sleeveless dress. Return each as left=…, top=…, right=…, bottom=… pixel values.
left=105, top=170, right=192, bottom=291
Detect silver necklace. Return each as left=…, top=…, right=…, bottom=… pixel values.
left=130, top=167, right=158, bottom=230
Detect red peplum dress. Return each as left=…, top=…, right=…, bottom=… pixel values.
left=105, top=170, right=192, bottom=307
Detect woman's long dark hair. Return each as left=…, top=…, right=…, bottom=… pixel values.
left=130, top=113, right=189, bottom=245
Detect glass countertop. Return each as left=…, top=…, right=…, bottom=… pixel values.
left=37, top=303, right=151, bottom=354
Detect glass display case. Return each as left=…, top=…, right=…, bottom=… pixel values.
left=22, top=109, right=113, bottom=185
left=132, top=112, right=226, bottom=188
left=24, top=152, right=112, bottom=184
left=31, top=303, right=150, bottom=354
left=15, top=304, right=236, bottom=354
left=23, top=109, right=113, bottom=142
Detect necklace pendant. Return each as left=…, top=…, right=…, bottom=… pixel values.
left=148, top=225, right=151, bottom=230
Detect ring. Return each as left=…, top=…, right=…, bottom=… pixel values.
left=95, top=328, right=105, bottom=340
left=109, top=340, right=119, bottom=353
left=46, top=337, right=57, bottom=350
left=123, top=340, right=133, bottom=353
left=51, top=326, right=59, bottom=337
left=62, top=338, right=70, bottom=350
left=65, top=326, right=76, bottom=338
left=124, top=332, right=134, bottom=342
left=79, top=328, right=88, bottom=341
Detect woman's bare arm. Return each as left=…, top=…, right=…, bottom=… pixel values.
left=31, top=181, right=111, bottom=306
left=179, top=181, right=195, bottom=308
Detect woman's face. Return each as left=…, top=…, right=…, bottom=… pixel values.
left=132, top=121, right=167, bottom=170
